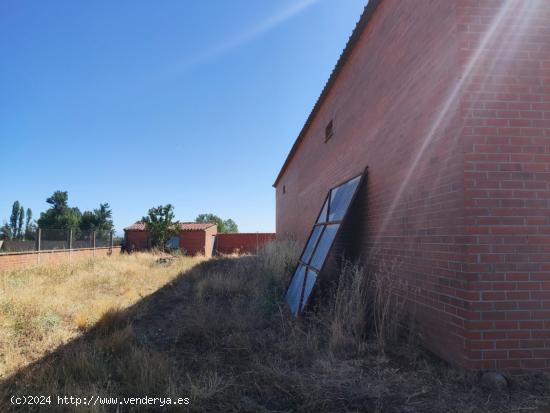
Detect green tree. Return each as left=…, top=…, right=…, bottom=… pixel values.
left=80, top=211, right=96, bottom=232
left=94, top=203, right=114, bottom=237
left=17, top=206, right=24, bottom=239
left=46, top=191, right=69, bottom=210
left=9, top=201, right=20, bottom=239
left=195, top=213, right=238, bottom=233
left=142, top=204, right=180, bottom=250
left=0, top=222, right=12, bottom=241
left=24, top=208, right=34, bottom=239
left=37, top=191, right=81, bottom=230
left=79, top=203, right=114, bottom=238
left=223, top=218, right=238, bottom=233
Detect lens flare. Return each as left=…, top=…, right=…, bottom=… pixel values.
left=372, top=0, right=543, bottom=247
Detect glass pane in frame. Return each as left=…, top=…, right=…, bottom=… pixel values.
left=309, top=224, right=339, bottom=271
left=300, top=269, right=317, bottom=312
left=300, top=226, right=323, bottom=264
left=285, top=265, right=306, bottom=316
left=328, top=176, right=361, bottom=222
left=317, top=197, right=329, bottom=223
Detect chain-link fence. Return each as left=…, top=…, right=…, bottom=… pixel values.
left=41, top=228, right=69, bottom=251
left=0, top=228, right=121, bottom=254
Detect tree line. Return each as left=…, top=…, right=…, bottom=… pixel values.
left=0, top=201, right=34, bottom=240
left=1, top=191, right=114, bottom=241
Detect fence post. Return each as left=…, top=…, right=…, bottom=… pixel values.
left=109, top=231, right=113, bottom=253
left=92, top=231, right=96, bottom=258
left=36, top=228, right=42, bottom=264
left=69, top=229, right=73, bottom=263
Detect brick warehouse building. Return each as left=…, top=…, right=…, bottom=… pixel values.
left=274, top=0, right=550, bottom=372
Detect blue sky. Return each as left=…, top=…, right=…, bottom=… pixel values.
left=0, top=0, right=366, bottom=234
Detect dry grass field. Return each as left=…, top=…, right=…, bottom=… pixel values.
left=0, top=243, right=549, bottom=412
left=0, top=252, right=205, bottom=380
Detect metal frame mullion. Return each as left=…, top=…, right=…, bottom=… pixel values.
left=297, top=224, right=326, bottom=310
left=313, top=219, right=343, bottom=227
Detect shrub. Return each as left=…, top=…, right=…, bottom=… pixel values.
left=36, top=312, right=60, bottom=331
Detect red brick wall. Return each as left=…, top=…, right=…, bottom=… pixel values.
left=458, top=0, right=550, bottom=372
left=0, top=247, right=122, bottom=272
left=180, top=231, right=207, bottom=256
left=216, top=233, right=276, bottom=254
left=276, top=0, right=468, bottom=368
left=125, top=230, right=150, bottom=250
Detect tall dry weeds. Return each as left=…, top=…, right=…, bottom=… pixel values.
left=325, top=255, right=406, bottom=356
left=367, top=256, right=406, bottom=353
left=328, top=262, right=369, bottom=354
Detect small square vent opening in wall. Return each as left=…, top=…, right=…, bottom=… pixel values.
left=324, top=120, right=334, bottom=142
left=285, top=170, right=366, bottom=316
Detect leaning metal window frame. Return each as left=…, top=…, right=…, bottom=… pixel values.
left=285, top=168, right=367, bottom=316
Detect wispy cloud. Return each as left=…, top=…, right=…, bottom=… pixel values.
left=190, top=0, right=319, bottom=66
left=125, top=0, right=321, bottom=96
left=166, top=0, right=320, bottom=75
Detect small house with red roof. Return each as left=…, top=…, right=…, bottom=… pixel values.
left=124, top=222, right=217, bottom=258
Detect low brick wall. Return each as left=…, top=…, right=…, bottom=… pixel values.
left=216, top=233, right=276, bottom=255
left=0, top=247, right=122, bottom=272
